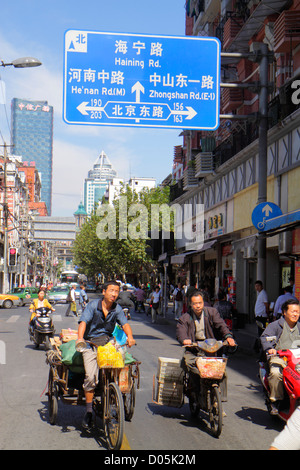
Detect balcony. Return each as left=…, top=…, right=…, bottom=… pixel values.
left=173, top=145, right=185, bottom=164
left=274, top=10, right=300, bottom=53
left=169, top=180, right=185, bottom=203
left=222, top=87, right=243, bottom=112
left=223, top=16, right=244, bottom=50
left=183, top=165, right=198, bottom=190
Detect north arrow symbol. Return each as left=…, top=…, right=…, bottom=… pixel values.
left=262, top=204, right=273, bottom=217
left=131, top=81, right=145, bottom=103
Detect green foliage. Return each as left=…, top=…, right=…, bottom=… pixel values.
left=72, top=184, right=172, bottom=279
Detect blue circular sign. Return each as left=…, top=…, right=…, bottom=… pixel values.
left=251, top=202, right=282, bottom=231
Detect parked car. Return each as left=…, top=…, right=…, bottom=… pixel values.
left=47, top=285, right=70, bottom=304
left=7, top=287, right=39, bottom=306
left=86, top=283, right=96, bottom=293
left=0, top=293, right=22, bottom=309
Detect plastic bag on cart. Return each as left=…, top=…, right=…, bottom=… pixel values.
left=59, top=340, right=85, bottom=373
left=97, top=341, right=124, bottom=368
left=112, top=323, right=127, bottom=346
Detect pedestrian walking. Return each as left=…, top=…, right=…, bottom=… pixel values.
left=254, top=280, right=269, bottom=331
left=79, top=283, right=88, bottom=313
left=150, top=286, right=161, bottom=324
left=65, top=285, right=77, bottom=317
left=173, top=282, right=184, bottom=320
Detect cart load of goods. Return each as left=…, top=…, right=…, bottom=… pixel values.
left=153, top=357, right=184, bottom=408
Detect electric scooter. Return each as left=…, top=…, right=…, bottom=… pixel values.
left=29, top=307, right=55, bottom=350
left=259, top=339, right=300, bottom=421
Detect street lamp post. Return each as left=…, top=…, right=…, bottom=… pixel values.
left=0, top=56, right=41, bottom=292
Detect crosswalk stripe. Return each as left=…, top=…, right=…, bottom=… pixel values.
left=6, top=315, right=20, bottom=323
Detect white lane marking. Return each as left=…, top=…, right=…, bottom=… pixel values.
left=6, top=315, right=20, bottom=323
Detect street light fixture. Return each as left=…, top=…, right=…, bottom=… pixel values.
left=1, top=55, right=42, bottom=292
left=1, top=57, right=42, bottom=68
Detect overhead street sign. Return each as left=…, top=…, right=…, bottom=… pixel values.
left=251, top=202, right=283, bottom=231
left=63, top=30, right=220, bottom=130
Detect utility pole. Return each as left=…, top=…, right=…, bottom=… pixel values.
left=221, top=44, right=273, bottom=287
left=256, top=43, right=270, bottom=287
left=3, top=143, right=8, bottom=293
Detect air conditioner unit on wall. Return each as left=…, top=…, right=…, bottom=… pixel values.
left=195, top=153, right=214, bottom=177
left=278, top=231, right=293, bottom=255
left=243, top=246, right=256, bottom=259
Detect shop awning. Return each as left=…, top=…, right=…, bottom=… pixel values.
left=170, top=251, right=197, bottom=265
left=263, top=209, right=300, bottom=235
left=170, top=241, right=217, bottom=264
left=158, top=252, right=168, bottom=262
left=196, top=239, right=217, bottom=253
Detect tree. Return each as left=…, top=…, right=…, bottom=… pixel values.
left=72, top=183, right=173, bottom=280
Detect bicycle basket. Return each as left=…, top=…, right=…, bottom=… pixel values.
left=196, top=357, right=227, bottom=379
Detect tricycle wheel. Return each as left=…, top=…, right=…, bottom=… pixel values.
left=207, top=385, right=222, bottom=438
left=104, top=382, right=124, bottom=450
left=123, top=378, right=136, bottom=421
left=189, top=393, right=200, bottom=418
left=44, top=335, right=51, bottom=351
left=48, top=368, right=58, bottom=425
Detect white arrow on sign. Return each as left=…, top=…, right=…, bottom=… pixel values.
left=131, top=81, right=145, bottom=103
left=171, top=106, right=197, bottom=120
left=262, top=204, right=273, bottom=217
left=77, top=101, right=105, bottom=115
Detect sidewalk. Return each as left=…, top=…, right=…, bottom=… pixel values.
left=153, top=303, right=259, bottom=356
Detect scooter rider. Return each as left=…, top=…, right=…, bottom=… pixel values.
left=176, top=291, right=235, bottom=384
left=261, top=298, right=300, bottom=415
left=29, top=288, right=55, bottom=330
left=76, top=280, right=136, bottom=430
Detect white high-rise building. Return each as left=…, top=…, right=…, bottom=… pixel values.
left=84, top=150, right=117, bottom=214
left=107, top=176, right=156, bottom=205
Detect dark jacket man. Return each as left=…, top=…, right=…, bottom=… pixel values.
left=176, top=307, right=233, bottom=345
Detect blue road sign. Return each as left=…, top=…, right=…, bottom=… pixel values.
left=251, top=202, right=283, bottom=231
left=63, top=30, right=220, bottom=130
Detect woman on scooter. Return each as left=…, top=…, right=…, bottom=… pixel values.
left=29, top=288, right=55, bottom=325
left=261, top=298, right=300, bottom=415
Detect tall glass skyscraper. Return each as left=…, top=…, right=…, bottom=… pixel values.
left=84, top=150, right=117, bottom=214
left=11, top=98, right=53, bottom=215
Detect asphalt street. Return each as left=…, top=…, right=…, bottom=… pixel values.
left=0, top=299, right=283, bottom=451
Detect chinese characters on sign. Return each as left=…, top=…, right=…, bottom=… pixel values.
left=17, top=102, right=50, bottom=112
left=63, top=30, right=220, bottom=130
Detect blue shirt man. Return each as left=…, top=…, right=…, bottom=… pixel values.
left=79, top=298, right=128, bottom=341
left=77, top=280, right=135, bottom=429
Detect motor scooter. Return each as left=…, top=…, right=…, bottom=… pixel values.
left=259, top=339, right=300, bottom=422
left=135, top=301, right=144, bottom=313
left=28, top=307, right=55, bottom=350
left=122, top=307, right=131, bottom=320
left=184, top=339, right=236, bottom=438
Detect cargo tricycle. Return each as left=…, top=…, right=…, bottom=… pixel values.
left=45, top=335, right=140, bottom=450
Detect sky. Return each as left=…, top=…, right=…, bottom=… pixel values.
left=0, top=0, right=186, bottom=217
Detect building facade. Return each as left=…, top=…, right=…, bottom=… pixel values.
left=106, top=176, right=156, bottom=204
left=11, top=98, right=54, bottom=215
left=19, top=161, right=48, bottom=216
left=84, top=150, right=117, bottom=214
left=169, top=0, right=300, bottom=322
